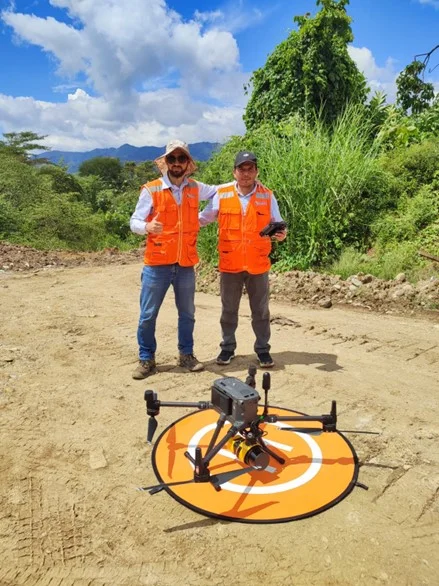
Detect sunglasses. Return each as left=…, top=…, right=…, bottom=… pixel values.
left=166, top=154, right=189, bottom=164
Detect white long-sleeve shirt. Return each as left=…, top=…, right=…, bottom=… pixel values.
left=199, top=181, right=284, bottom=226
left=130, top=174, right=217, bottom=235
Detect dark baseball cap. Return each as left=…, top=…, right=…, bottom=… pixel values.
left=234, top=151, right=257, bottom=167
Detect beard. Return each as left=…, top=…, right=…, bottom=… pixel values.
left=168, top=165, right=187, bottom=179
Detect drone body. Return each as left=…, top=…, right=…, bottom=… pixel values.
left=211, top=377, right=260, bottom=427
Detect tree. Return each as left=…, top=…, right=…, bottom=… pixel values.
left=396, top=60, right=436, bottom=115
left=244, top=0, right=368, bottom=130
left=121, top=160, right=156, bottom=188
left=78, top=156, right=123, bottom=187
left=0, top=131, right=50, bottom=163
left=37, top=165, right=84, bottom=197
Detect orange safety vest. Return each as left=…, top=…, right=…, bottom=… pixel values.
left=218, top=182, right=272, bottom=274
left=142, top=178, right=200, bottom=267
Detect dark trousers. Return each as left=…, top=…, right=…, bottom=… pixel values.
left=219, top=271, right=271, bottom=354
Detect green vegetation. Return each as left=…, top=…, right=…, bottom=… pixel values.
left=78, top=157, right=124, bottom=188
left=244, top=0, right=367, bottom=129
left=396, top=60, right=436, bottom=115
left=0, top=0, right=437, bottom=283
left=0, top=138, right=152, bottom=250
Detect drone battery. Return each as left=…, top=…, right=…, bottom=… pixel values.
left=211, top=377, right=260, bottom=426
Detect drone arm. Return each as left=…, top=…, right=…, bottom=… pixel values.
left=205, top=412, right=228, bottom=455
left=144, top=390, right=211, bottom=414
left=158, top=400, right=212, bottom=409
left=202, top=423, right=245, bottom=466
left=265, top=401, right=337, bottom=431
left=144, top=391, right=212, bottom=444
left=269, top=415, right=327, bottom=422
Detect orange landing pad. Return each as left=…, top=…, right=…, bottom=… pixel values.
left=151, top=407, right=359, bottom=523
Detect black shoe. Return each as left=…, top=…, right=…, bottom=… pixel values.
left=216, top=350, right=235, bottom=365
left=257, top=352, right=274, bottom=368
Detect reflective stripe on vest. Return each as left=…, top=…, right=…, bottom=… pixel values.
left=218, top=183, right=272, bottom=274
left=142, top=178, right=200, bottom=267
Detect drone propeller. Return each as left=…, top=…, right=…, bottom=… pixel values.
left=279, top=427, right=324, bottom=434
left=147, top=416, right=158, bottom=444
left=336, top=429, right=380, bottom=435
left=280, top=427, right=379, bottom=435
left=137, top=465, right=255, bottom=495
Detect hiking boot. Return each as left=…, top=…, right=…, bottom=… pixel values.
left=178, top=353, right=204, bottom=372
left=257, top=352, right=274, bottom=368
left=216, top=350, right=235, bottom=365
left=132, top=358, right=157, bottom=380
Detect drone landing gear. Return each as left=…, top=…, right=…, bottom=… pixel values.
left=257, top=437, right=285, bottom=465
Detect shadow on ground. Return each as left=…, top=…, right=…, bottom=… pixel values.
left=202, top=350, right=342, bottom=374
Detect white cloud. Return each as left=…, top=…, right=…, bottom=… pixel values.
left=194, top=1, right=265, bottom=34
left=3, top=0, right=240, bottom=96
left=348, top=46, right=399, bottom=103
left=0, top=0, right=252, bottom=150
left=3, top=12, right=87, bottom=75
left=0, top=88, right=246, bottom=151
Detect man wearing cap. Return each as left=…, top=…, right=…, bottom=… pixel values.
left=130, top=140, right=216, bottom=379
left=199, top=151, right=287, bottom=368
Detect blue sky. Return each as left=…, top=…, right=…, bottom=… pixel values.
left=0, top=0, right=438, bottom=151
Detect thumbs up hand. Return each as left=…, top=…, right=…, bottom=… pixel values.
left=146, top=212, right=163, bottom=234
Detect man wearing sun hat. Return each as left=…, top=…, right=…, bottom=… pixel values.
left=130, top=139, right=216, bottom=379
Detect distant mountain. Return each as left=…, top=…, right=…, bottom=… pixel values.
left=36, top=142, right=220, bottom=173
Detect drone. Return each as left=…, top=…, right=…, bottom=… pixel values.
left=139, top=365, right=378, bottom=518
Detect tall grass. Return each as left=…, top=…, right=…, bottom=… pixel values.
left=198, top=104, right=389, bottom=270
left=258, top=107, right=388, bottom=268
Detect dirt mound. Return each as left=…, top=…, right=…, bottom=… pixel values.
left=198, top=266, right=439, bottom=315
left=0, top=242, right=142, bottom=271
left=1, top=242, right=438, bottom=314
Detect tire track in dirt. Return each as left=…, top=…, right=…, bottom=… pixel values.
left=10, top=475, right=90, bottom=568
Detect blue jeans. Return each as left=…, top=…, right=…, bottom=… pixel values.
left=137, top=264, right=196, bottom=360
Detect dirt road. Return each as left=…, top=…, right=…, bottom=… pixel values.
left=1, top=263, right=438, bottom=585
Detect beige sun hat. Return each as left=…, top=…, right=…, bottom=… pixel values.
left=154, top=139, right=197, bottom=177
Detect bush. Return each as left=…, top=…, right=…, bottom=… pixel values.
left=328, top=247, right=372, bottom=279
left=0, top=152, right=45, bottom=209
left=102, top=188, right=141, bottom=241
left=0, top=198, right=19, bottom=238
left=37, top=165, right=84, bottom=197
left=329, top=176, right=439, bottom=282
left=22, top=194, right=108, bottom=250
left=329, top=243, right=438, bottom=282
left=378, top=138, right=439, bottom=196
left=373, top=182, right=439, bottom=248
